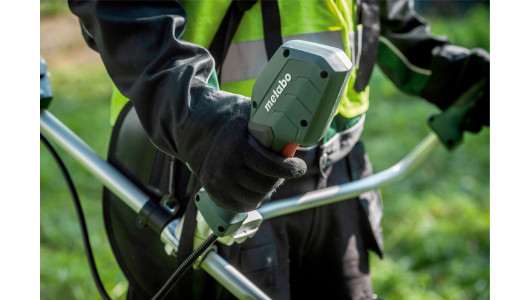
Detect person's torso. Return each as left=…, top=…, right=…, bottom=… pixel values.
left=180, top=0, right=380, bottom=142
left=110, top=0, right=381, bottom=143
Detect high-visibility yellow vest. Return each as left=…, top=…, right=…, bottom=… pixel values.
left=111, top=0, right=368, bottom=142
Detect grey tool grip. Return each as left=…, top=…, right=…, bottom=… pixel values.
left=195, top=188, right=248, bottom=237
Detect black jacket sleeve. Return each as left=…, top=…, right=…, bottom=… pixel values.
left=68, top=0, right=250, bottom=174
left=377, top=0, right=489, bottom=127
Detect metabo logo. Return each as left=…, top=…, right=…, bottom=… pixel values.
left=264, top=73, right=292, bottom=112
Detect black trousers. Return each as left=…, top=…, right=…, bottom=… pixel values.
left=206, top=141, right=382, bottom=300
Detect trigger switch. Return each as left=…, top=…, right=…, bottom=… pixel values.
left=281, top=143, right=299, bottom=158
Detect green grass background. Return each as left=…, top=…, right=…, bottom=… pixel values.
left=40, top=3, right=490, bottom=299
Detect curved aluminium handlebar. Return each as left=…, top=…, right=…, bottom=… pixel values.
left=259, top=132, right=440, bottom=221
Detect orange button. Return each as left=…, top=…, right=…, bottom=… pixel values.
left=281, top=143, right=299, bottom=158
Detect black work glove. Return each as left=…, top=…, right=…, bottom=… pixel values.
left=197, top=100, right=307, bottom=213
left=459, top=49, right=490, bottom=133
left=421, top=46, right=490, bottom=133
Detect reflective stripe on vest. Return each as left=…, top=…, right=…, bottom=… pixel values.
left=220, top=29, right=365, bottom=84
left=221, top=30, right=345, bottom=84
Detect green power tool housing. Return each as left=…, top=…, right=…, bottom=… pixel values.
left=249, top=40, right=353, bottom=156
left=195, top=40, right=353, bottom=237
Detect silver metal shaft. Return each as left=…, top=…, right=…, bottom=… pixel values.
left=40, top=110, right=149, bottom=213
left=259, top=132, right=440, bottom=220
left=200, top=251, right=272, bottom=300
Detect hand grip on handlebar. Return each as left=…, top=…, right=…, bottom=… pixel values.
left=427, top=80, right=487, bottom=150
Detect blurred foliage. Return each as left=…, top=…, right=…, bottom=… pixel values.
left=41, top=0, right=71, bottom=18
left=40, top=2, right=489, bottom=300
left=366, top=67, right=489, bottom=299
left=365, top=4, right=490, bottom=300
left=424, top=4, right=490, bottom=52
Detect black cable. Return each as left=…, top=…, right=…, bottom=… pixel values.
left=40, top=133, right=112, bottom=300
left=42, top=132, right=217, bottom=299
left=152, top=233, right=218, bottom=300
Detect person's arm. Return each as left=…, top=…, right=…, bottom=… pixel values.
left=377, top=0, right=489, bottom=131
left=69, top=0, right=231, bottom=168
left=68, top=0, right=306, bottom=212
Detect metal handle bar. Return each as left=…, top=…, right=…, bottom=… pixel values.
left=259, top=132, right=440, bottom=220
left=40, top=110, right=149, bottom=214
left=41, top=109, right=439, bottom=300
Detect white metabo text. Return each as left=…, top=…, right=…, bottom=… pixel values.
left=264, top=73, right=291, bottom=112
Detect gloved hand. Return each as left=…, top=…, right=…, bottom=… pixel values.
left=422, top=46, right=490, bottom=133
left=197, top=100, right=307, bottom=213
left=459, top=49, right=490, bottom=133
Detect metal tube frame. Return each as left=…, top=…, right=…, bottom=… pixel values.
left=259, top=132, right=440, bottom=220
left=40, top=110, right=149, bottom=214
left=40, top=109, right=440, bottom=300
